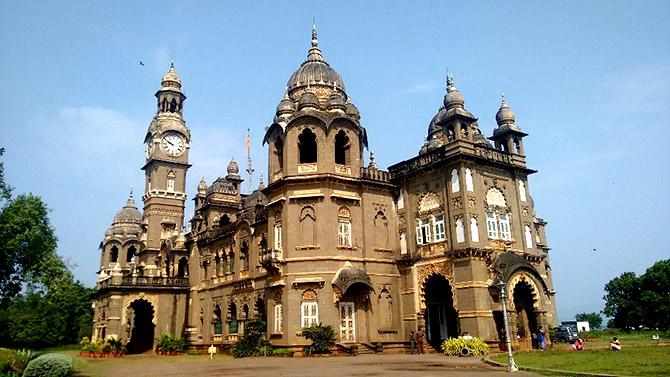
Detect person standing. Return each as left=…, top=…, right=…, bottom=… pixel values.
left=537, top=326, right=547, bottom=351
left=415, top=327, right=426, bottom=354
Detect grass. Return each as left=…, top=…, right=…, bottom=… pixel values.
left=491, top=345, right=670, bottom=376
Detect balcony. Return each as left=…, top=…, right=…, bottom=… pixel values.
left=96, top=275, right=189, bottom=291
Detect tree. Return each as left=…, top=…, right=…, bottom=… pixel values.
left=575, top=312, right=603, bottom=329
left=603, top=259, right=670, bottom=331
left=0, top=194, right=58, bottom=306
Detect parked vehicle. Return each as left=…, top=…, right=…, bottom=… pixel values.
left=552, top=326, right=579, bottom=343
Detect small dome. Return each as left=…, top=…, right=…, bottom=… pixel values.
left=227, top=159, right=240, bottom=175
left=428, top=107, right=447, bottom=136
left=244, top=188, right=268, bottom=209
left=276, top=92, right=296, bottom=115
left=419, top=140, right=429, bottom=155
left=198, top=177, right=207, bottom=194
left=112, top=193, right=142, bottom=225
left=443, top=75, right=464, bottom=109
left=495, top=95, right=516, bottom=126
left=286, top=24, right=346, bottom=101
left=345, top=99, right=360, bottom=118
left=427, top=135, right=444, bottom=150
left=297, top=91, right=319, bottom=110
left=327, top=92, right=346, bottom=111
left=161, top=62, right=182, bottom=90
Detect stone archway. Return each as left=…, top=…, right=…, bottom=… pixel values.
left=506, top=272, right=544, bottom=350
left=423, top=274, right=459, bottom=350
left=126, top=299, right=155, bottom=354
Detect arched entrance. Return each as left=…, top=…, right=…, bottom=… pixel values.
left=424, top=275, right=458, bottom=349
left=127, top=299, right=155, bottom=354
left=512, top=280, right=538, bottom=350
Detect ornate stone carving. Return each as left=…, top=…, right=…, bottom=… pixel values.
left=418, top=192, right=441, bottom=213
left=467, top=196, right=476, bottom=208
left=451, top=197, right=462, bottom=210
left=302, top=289, right=317, bottom=300
left=297, top=163, right=318, bottom=173
left=338, top=206, right=351, bottom=218
left=417, top=261, right=455, bottom=310
left=122, top=293, right=159, bottom=325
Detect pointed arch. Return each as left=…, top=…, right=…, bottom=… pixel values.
left=298, top=128, right=317, bottom=163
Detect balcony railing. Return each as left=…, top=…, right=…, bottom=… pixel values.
left=97, top=276, right=189, bottom=289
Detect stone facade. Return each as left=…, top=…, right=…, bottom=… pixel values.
left=92, top=27, right=558, bottom=353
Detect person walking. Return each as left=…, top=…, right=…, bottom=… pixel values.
left=415, top=327, right=426, bottom=354
left=537, top=326, right=547, bottom=351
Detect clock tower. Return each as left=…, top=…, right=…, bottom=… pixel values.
left=140, top=62, right=191, bottom=277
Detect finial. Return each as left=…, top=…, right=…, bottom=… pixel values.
left=312, top=18, right=318, bottom=47
left=170, top=59, right=174, bottom=69
left=126, top=189, right=135, bottom=207
left=446, top=71, right=455, bottom=92
left=259, top=171, right=264, bottom=187
left=500, top=92, right=508, bottom=107
left=369, top=150, right=379, bottom=170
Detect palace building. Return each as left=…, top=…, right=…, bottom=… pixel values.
left=91, top=26, right=558, bottom=354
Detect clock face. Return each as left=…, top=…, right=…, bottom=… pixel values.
left=160, top=132, right=185, bottom=157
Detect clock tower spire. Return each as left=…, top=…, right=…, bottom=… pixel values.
left=140, top=62, right=191, bottom=277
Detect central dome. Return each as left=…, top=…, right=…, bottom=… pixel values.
left=286, top=25, right=346, bottom=101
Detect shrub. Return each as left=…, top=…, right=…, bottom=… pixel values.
left=441, top=337, right=489, bottom=357
left=79, top=337, right=90, bottom=352
left=272, top=348, right=294, bottom=357
left=23, top=353, right=73, bottom=377
left=231, top=318, right=272, bottom=358
left=155, top=333, right=185, bottom=353
left=0, top=348, right=35, bottom=375
left=105, top=336, right=126, bottom=355
left=302, top=324, right=335, bottom=355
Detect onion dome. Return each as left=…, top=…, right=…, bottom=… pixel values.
left=327, top=91, right=347, bottom=111
left=495, top=94, right=516, bottom=126
left=276, top=90, right=296, bottom=115
left=428, top=107, right=447, bottom=136
left=207, top=177, right=237, bottom=195
left=443, top=74, right=465, bottom=109
left=345, top=98, right=360, bottom=118
left=419, top=139, right=429, bottom=155
left=286, top=24, right=346, bottom=101
left=197, top=177, right=207, bottom=195
left=112, top=191, right=142, bottom=225
left=227, top=159, right=240, bottom=175
left=161, top=62, right=182, bottom=91
left=297, top=91, right=320, bottom=110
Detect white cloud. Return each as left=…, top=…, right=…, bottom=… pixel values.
left=398, top=82, right=441, bottom=94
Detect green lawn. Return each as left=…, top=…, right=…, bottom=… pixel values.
left=491, top=345, right=670, bottom=376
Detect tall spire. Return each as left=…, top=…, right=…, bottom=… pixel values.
left=307, top=20, right=324, bottom=62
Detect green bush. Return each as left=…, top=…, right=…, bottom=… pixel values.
left=231, top=318, right=272, bottom=358
left=272, top=348, right=294, bottom=357
left=23, top=353, right=73, bottom=377
left=155, top=333, right=185, bottom=353
left=441, top=337, right=489, bottom=357
left=302, top=324, right=335, bottom=355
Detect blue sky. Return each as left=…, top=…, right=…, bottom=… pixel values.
left=1, top=1, right=668, bottom=322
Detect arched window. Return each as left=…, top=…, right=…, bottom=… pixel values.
left=524, top=225, right=533, bottom=249
left=470, top=217, right=480, bottom=242
left=334, top=130, right=350, bottom=165
left=274, top=138, right=284, bottom=171
left=400, top=232, right=407, bottom=254
left=110, top=246, right=119, bottom=263
left=465, top=168, right=474, bottom=192
left=126, top=245, right=136, bottom=263
left=215, top=255, right=221, bottom=276
left=228, top=249, right=235, bottom=274
left=170, top=98, right=177, bottom=112
left=240, top=242, right=249, bottom=271
left=300, top=206, right=316, bottom=246
left=177, top=257, right=188, bottom=278
left=228, top=303, right=238, bottom=334
left=450, top=169, right=460, bottom=193
left=455, top=218, right=465, bottom=243
left=338, top=206, right=352, bottom=247
left=161, top=98, right=168, bottom=112
left=213, top=305, right=222, bottom=335
left=167, top=171, right=176, bottom=192
left=298, top=128, right=317, bottom=163
left=374, top=211, right=388, bottom=248
left=519, top=181, right=527, bottom=202
left=378, top=289, right=393, bottom=329
left=219, top=214, right=230, bottom=227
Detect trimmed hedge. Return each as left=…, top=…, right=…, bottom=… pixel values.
left=22, top=353, right=73, bottom=377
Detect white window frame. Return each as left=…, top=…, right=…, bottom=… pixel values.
left=274, top=304, right=282, bottom=333
left=486, top=212, right=499, bottom=239
left=420, top=218, right=431, bottom=244
left=338, top=220, right=352, bottom=246
left=301, top=301, right=319, bottom=328
left=432, top=214, right=446, bottom=242
left=524, top=225, right=533, bottom=249
left=519, top=181, right=527, bottom=202
left=397, top=193, right=404, bottom=210
left=499, top=213, right=511, bottom=240
left=274, top=223, right=282, bottom=251
left=400, top=232, right=408, bottom=254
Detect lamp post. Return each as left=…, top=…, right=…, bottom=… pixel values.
left=497, top=281, right=518, bottom=373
